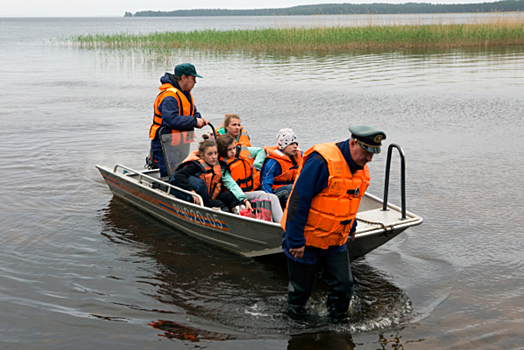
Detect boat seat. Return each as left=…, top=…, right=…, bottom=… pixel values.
left=357, top=207, right=416, bottom=233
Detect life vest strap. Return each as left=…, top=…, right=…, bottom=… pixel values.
left=235, top=175, right=253, bottom=185
left=347, top=188, right=360, bottom=197
left=241, top=185, right=254, bottom=192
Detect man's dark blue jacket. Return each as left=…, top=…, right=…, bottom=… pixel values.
left=282, top=138, right=361, bottom=265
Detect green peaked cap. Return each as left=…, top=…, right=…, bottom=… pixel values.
left=348, top=125, right=387, bottom=154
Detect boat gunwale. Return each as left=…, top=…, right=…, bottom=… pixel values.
left=96, top=163, right=424, bottom=258
left=96, top=164, right=423, bottom=233
left=96, top=163, right=282, bottom=228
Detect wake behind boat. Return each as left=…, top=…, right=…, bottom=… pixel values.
left=96, top=128, right=422, bottom=260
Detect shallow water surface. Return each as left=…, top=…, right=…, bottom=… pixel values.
left=1, top=16, right=524, bottom=349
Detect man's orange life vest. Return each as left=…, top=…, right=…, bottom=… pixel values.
left=263, top=146, right=303, bottom=190
left=179, top=151, right=222, bottom=200
left=149, top=85, right=195, bottom=142
left=281, top=142, right=370, bottom=249
left=220, top=145, right=260, bottom=192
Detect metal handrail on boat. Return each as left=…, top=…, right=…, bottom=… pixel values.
left=112, top=164, right=204, bottom=207
left=382, top=144, right=406, bottom=219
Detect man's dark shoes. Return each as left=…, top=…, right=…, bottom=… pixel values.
left=328, top=311, right=348, bottom=323
left=285, top=305, right=307, bottom=321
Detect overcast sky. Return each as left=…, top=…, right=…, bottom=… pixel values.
left=1, top=0, right=493, bottom=17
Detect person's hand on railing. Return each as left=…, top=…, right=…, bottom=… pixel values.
left=196, top=118, right=210, bottom=128
left=191, top=190, right=201, bottom=205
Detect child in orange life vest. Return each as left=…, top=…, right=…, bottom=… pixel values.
left=216, top=113, right=251, bottom=147
left=170, top=137, right=241, bottom=212
left=261, top=128, right=303, bottom=209
left=216, top=134, right=283, bottom=222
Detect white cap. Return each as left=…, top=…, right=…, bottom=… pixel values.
left=276, top=128, right=297, bottom=151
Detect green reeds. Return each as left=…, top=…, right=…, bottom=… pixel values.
left=63, top=16, right=524, bottom=51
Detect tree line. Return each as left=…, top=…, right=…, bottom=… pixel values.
left=126, top=0, right=524, bottom=17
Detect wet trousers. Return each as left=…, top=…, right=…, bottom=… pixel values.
left=287, top=250, right=353, bottom=319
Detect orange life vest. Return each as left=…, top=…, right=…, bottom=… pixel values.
left=179, top=151, right=222, bottom=200
left=149, top=85, right=195, bottom=141
left=237, top=129, right=251, bottom=147
left=220, top=145, right=260, bottom=192
left=217, top=128, right=251, bottom=147
left=263, top=146, right=303, bottom=190
left=281, top=142, right=370, bottom=249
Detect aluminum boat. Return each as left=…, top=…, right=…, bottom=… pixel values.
left=96, top=128, right=423, bottom=260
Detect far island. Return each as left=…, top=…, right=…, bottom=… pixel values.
left=124, top=0, right=524, bottom=17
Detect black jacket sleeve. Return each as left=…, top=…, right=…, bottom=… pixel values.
left=173, top=162, right=201, bottom=191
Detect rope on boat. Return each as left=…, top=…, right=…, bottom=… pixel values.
left=356, top=217, right=394, bottom=237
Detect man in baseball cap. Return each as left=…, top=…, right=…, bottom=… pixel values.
left=147, top=63, right=209, bottom=177
left=174, top=63, right=203, bottom=79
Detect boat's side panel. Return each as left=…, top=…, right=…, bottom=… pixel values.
left=349, top=228, right=406, bottom=261
left=99, top=167, right=283, bottom=255
left=97, top=165, right=423, bottom=259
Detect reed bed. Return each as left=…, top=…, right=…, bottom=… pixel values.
left=64, top=15, right=524, bottom=51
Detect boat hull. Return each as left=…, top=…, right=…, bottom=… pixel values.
left=96, top=165, right=423, bottom=260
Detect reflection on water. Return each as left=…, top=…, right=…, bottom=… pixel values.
left=100, top=198, right=416, bottom=337
left=148, top=320, right=239, bottom=342
left=288, top=331, right=357, bottom=350
left=89, top=45, right=524, bottom=99
left=288, top=330, right=427, bottom=350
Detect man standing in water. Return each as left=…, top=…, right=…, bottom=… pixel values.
left=281, top=125, right=386, bottom=320
left=148, top=63, right=209, bottom=177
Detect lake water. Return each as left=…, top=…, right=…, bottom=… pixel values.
left=1, top=15, right=524, bottom=349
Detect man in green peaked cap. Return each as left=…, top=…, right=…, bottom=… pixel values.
left=348, top=125, right=386, bottom=155
left=147, top=63, right=209, bottom=177
left=281, top=125, right=386, bottom=321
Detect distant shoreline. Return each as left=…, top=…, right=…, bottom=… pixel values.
left=125, top=0, right=524, bottom=17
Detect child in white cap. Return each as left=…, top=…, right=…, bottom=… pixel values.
left=261, top=128, right=303, bottom=209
